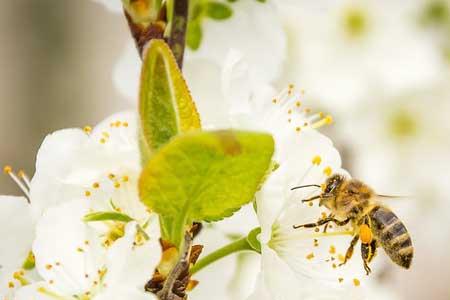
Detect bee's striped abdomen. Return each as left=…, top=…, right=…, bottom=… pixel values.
left=369, top=206, right=413, bottom=269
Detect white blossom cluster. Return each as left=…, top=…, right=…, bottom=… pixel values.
left=2, top=0, right=450, bottom=299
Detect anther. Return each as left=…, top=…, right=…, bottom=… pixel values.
left=311, top=115, right=333, bottom=129
left=329, top=245, right=336, bottom=254
left=3, top=165, right=30, bottom=200
left=3, top=165, right=12, bottom=174
left=306, top=253, right=315, bottom=260
left=312, top=156, right=322, bottom=166
left=83, top=126, right=92, bottom=134
left=353, top=278, right=360, bottom=286
left=323, top=167, right=333, bottom=177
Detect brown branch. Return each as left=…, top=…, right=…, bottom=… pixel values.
left=156, top=232, right=193, bottom=300
left=167, top=0, right=189, bottom=68
left=124, top=11, right=165, bottom=57
left=124, top=0, right=189, bottom=68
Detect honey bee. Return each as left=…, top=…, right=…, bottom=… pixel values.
left=292, top=174, right=413, bottom=275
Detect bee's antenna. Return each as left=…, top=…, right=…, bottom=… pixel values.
left=377, top=194, right=410, bottom=199
left=301, top=195, right=321, bottom=203
left=291, top=184, right=321, bottom=191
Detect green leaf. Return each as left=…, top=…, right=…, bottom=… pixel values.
left=83, top=211, right=134, bottom=223
left=139, top=130, right=274, bottom=247
left=139, top=39, right=201, bottom=156
left=246, top=227, right=261, bottom=253
left=186, top=19, right=203, bottom=50
left=205, top=2, right=233, bottom=20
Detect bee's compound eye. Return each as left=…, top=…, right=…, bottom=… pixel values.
left=359, top=224, right=372, bottom=244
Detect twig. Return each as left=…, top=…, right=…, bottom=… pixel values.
left=157, top=232, right=192, bottom=300
left=167, top=0, right=189, bottom=68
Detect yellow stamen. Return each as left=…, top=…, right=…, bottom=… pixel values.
left=312, top=155, right=322, bottom=165
left=323, top=166, right=333, bottom=177
left=306, top=253, right=315, bottom=260
left=83, top=126, right=92, bottom=134
left=312, top=115, right=333, bottom=129
left=3, top=165, right=12, bottom=174
left=329, top=245, right=336, bottom=254
left=353, top=278, right=360, bottom=287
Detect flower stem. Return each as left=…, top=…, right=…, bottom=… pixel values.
left=190, top=237, right=256, bottom=275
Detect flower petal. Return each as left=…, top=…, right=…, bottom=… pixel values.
left=104, top=221, right=161, bottom=288
left=0, top=196, right=34, bottom=296
left=32, top=199, right=105, bottom=295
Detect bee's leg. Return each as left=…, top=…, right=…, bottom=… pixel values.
left=293, top=217, right=350, bottom=229
left=361, top=240, right=377, bottom=275
left=323, top=213, right=334, bottom=233
left=339, top=234, right=359, bottom=266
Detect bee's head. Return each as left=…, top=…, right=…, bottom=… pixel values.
left=319, top=174, right=345, bottom=208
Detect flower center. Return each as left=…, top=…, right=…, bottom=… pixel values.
left=422, top=0, right=449, bottom=26
left=387, top=108, right=418, bottom=139
left=342, top=7, right=368, bottom=38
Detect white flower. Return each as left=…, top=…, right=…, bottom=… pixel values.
left=30, top=111, right=149, bottom=224
left=220, top=53, right=371, bottom=299
left=14, top=199, right=160, bottom=300
left=277, top=0, right=444, bottom=113
left=0, top=196, right=35, bottom=299
left=0, top=111, right=154, bottom=298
